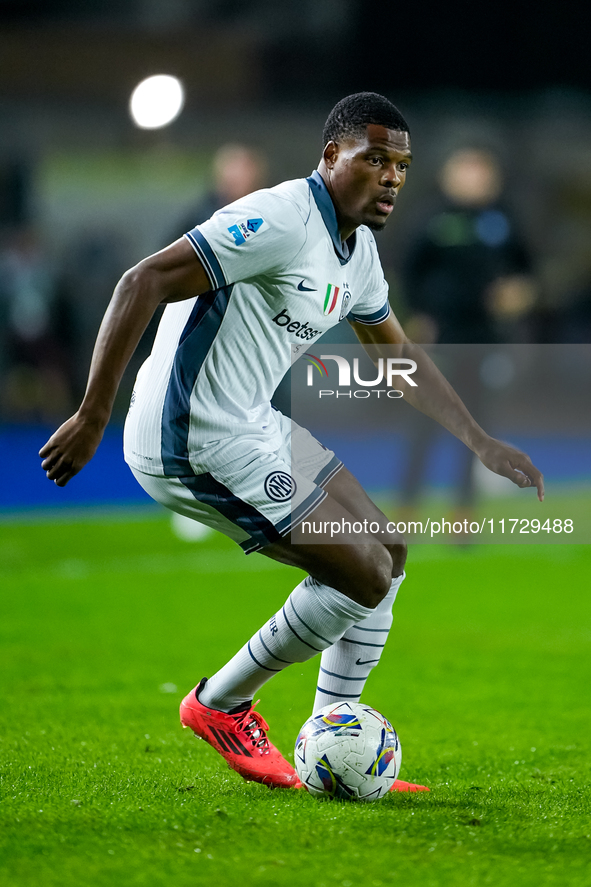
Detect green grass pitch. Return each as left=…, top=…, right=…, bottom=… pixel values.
left=1, top=513, right=590, bottom=886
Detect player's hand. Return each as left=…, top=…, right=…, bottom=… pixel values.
left=39, top=412, right=106, bottom=487
left=475, top=436, right=544, bottom=502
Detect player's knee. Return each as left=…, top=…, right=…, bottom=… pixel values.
left=352, top=546, right=393, bottom=609
left=388, top=540, right=407, bottom=578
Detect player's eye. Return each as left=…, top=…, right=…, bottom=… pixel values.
left=368, top=156, right=383, bottom=166
left=398, top=162, right=409, bottom=172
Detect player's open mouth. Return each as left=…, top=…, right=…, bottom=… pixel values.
left=375, top=196, right=395, bottom=214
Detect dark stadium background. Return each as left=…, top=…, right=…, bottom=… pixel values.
left=0, top=0, right=590, bottom=511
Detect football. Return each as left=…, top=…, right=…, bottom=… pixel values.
left=294, top=701, right=402, bottom=800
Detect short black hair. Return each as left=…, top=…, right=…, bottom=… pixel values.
left=323, top=92, right=410, bottom=147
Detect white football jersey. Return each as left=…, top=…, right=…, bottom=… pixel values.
left=124, top=171, right=390, bottom=477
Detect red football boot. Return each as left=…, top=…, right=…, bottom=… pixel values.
left=180, top=679, right=301, bottom=788
left=390, top=779, right=430, bottom=792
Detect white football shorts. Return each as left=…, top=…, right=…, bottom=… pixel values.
left=130, top=412, right=342, bottom=554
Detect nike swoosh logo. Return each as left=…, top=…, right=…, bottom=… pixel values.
left=356, top=658, right=380, bottom=666
left=297, top=280, right=316, bottom=292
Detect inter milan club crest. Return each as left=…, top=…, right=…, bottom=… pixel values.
left=339, top=288, right=352, bottom=321
left=264, top=471, right=297, bottom=502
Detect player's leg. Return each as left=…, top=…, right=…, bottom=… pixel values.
left=311, top=573, right=402, bottom=711
left=130, top=464, right=394, bottom=787
left=316, top=462, right=407, bottom=575
left=193, top=492, right=425, bottom=793
left=130, top=429, right=413, bottom=787
left=172, top=434, right=402, bottom=715
left=195, top=456, right=404, bottom=715
left=181, top=494, right=393, bottom=788
left=128, top=467, right=306, bottom=785
left=295, top=464, right=406, bottom=712
left=197, top=490, right=395, bottom=712
left=302, top=465, right=428, bottom=791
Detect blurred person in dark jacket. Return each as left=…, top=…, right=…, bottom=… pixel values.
left=0, top=226, right=74, bottom=423
left=172, top=143, right=268, bottom=237
left=398, top=148, right=537, bottom=517
left=403, top=147, right=535, bottom=345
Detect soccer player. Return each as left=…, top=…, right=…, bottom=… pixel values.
left=39, top=93, right=543, bottom=792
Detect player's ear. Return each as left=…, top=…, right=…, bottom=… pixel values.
left=323, top=140, right=339, bottom=169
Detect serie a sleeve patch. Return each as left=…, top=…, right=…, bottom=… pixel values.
left=227, top=217, right=267, bottom=245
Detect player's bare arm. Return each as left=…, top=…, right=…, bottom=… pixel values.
left=39, top=237, right=210, bottom=487
left=351, top=313, right=545, bottom=501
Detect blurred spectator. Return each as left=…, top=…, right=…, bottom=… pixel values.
left=403, top=147, right=536, bottom=345
left=62, top=228, right=130, bottom=405
left=397, top=148, right=538, bottom=517
left=172, top=143, right=268, bottom=237
left=0, top=226, right=75, bottom=424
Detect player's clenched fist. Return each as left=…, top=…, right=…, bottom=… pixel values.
left=39, top=413, right=106, bottom=487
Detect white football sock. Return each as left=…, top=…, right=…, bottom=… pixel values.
left=199, top=577, right=373, bottom=712
left=312, top=573, right=405, bottom=713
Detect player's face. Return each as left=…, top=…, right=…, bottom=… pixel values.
left=324, top=125, right=412, bottom=239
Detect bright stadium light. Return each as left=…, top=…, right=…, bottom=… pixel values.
left=129, top=75, right=185, bottom=129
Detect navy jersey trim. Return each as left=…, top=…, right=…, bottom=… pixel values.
left=178, top=472, right=281, bottom=551
left=275, top=487, right=327, bottom=536
left=240, top=486, right=328, bottom=555
left=348, top=303, right=391, bottom=325
left=184, top=229, right=227, bottom=290
left=314, top=455, right=343, bottom=489
left=306, top=170, right=356, bottom=266
left=160, top=287, right=232, bottom=475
